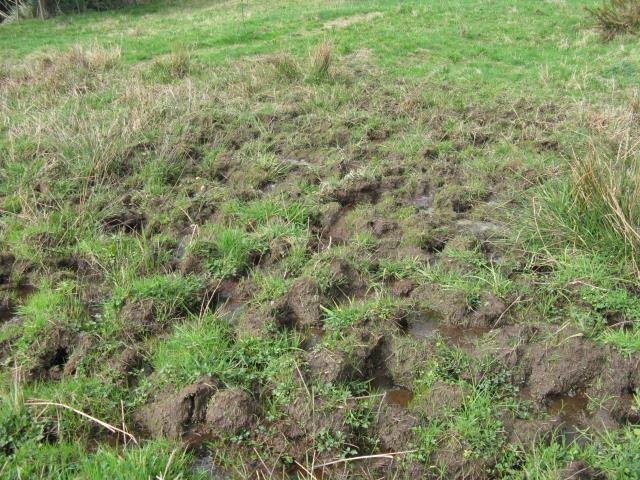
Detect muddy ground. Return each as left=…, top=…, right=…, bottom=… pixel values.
left=1, top=46, right=638, bottom=479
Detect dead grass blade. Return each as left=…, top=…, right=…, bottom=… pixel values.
left=26, top=399, right=138, bottom=444
left=312, top=450, right=417, bottom=470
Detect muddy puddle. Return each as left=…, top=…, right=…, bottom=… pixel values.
left=546, top=390, right=592, bottom=444
left=384, top=387, right=413, bottom=408
left=369, top=362, right=414, bottom=409
left=518, top=387, right=591, bottom=444
left=546, top=391, right=589, bottom=425
left=407, top=308, right=489, bottom=347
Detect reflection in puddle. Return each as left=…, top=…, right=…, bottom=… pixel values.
left=407, top=309, right=440, bottom=339
left=191, top=453, right=229, bottom=480
left=547, top=390, right=588, bottom=426
left=385, top=388, right=413, bottom=408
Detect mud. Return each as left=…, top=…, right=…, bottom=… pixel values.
left=137, top=377, right=219, bottom=439
left=3, top=53, right=635, bottom=479
left=405, top=307, right=490, bottom=347
left=204, top=388, right=259, bottom=436
left=384, top=387, right=413, bottom=408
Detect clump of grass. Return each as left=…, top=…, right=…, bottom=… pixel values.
left=530, top=130, right=640, bottom=279
left=571, top=138, right=640, bottom=273
left=166, top=47, right=193, bottom=79
left=270, top=53, right=300, bottom=81
left=587, top=0, right=640, bottom=40
left=65, top=44, right=122, bottom=72
left=10, top=44, right=122, bottom=92
left=309, top=42, right=332, bottom=81
left=145, top=47, right=194, bottom=83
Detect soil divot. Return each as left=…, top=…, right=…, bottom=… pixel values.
left=137, top=377, right=219, bottom=439
left=205, top=388, right=259, bottom=436
left=102, top=210, right=145, bottom=233
left=29, top=326, right=76, bottom=381
left=0, top=284, right=36, bottom=324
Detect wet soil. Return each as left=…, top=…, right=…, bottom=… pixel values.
left=406, top=308, right=490, bottom=347
left=384, top=387, right=413, bottom=408
left=2, top=54, right=636, bottom=479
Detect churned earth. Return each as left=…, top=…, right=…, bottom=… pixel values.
left=1, top=0, right=640, bottom=478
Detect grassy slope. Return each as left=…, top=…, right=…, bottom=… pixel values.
left=2, top=0, right=639, bottom=94
left=1, top=0, right=640, bottom=479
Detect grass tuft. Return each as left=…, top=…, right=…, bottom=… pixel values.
left=309, top=42, right=332, bottom=81
left=587, top=0, right=640, bottom=40
left=571, top=137, right=640, bottom=273
left=270, top=53, right=300, bottom=81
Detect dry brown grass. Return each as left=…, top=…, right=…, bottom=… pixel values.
left=0, top=44, right=121, bottom=93
left=571, top=134, right=640, bottom=269
left=310, top=42, right=332, bottom=80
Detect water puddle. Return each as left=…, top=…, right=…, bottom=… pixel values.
left=368, top=361, right=413, bottom=409
left=407, top=309, right=440, bottom=339
left=546, top=390, right=589, bottom=426
left=518, top=387, right=591, bottom=445
left=407, top=308, right=489, bottom=347
left=384, top=387, right=413, bottom=408
left=183, top=431, right=231, bottom=479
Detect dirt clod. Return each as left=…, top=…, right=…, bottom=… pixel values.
left=526, top=334, right=605, bottom=404
left=205, top=388, right=259, bottom=436
left=284, top=277, right=321, bottom=328
left=375, top=405, right=419, bottom=451
left=138, top=377, right=218, bottom=439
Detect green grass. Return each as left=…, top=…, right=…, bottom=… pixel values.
left=1, top=0, right=640, bottom=477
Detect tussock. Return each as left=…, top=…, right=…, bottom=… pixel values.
left=587, top=0, right=640, bottom=39
left=571, top=136, right=640, bottom=268
left=310, top=42, right=332, bottom=81
left=270, top=53, right=300, bottom=80
left=0, top=44, right=121, bottom=92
